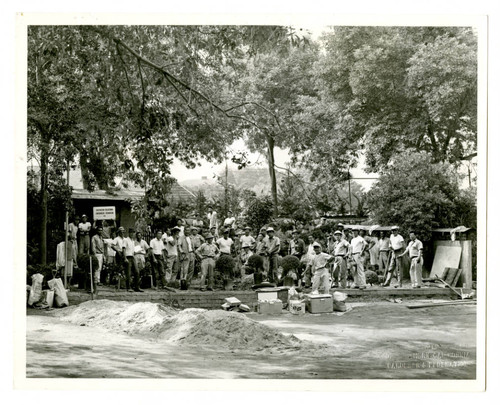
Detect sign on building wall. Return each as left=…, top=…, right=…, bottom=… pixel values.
left=93, top=206, right=116, bottom=220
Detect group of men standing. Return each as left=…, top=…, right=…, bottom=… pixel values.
left=57, top=209, right=424, bottom=294
left=287, top=224, right=424, bottom=295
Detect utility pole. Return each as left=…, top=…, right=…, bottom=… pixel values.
left=64, top=160, right=70, bottom=289
left=224, top=160, right=229, bottom=216
left=347, top=169, right=352, bottom=215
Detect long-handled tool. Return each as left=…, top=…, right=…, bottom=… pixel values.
left=434, top=275, right=474, bottom=299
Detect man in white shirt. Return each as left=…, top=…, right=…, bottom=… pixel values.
left=91, top=226, right=106, bottom=286
left=207, top=206, right=218, bottom=237
left=310, top=242, right=335, bottom=294
left=223, top=210, right=236, bottom=229
left=56, top=233, right=78, bottom=283
left=179, top=227, right=195, bottom=289
left=349, top=228, right=367, bottom=289
left=383, top=226, right=406, bottom=288
left=378, top=231, right=391, bottom=275
left=239, top=227, right=256, bottom=251
left=331, top=231, right=351, bottom=288
left=163, top=228, right=179, bottom=284
left=264, top=227, right=281, bottom=283
left=216, top=229, right=234, bottom=255
left=124, top=229, right=143, bottom=292
left=110, top=226, right=126, bottom=286
left=78, top=214, right=92, bottom=255
left=399, top=231, right=423, bottom=288
left=150, top=230, right=166, bottom=289
left=133, top=231, right=150, bottom=278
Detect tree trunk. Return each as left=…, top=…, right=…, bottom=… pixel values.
left=40, top=140, right=49, bottom=265
left=266, top=134, right=279, bottom=217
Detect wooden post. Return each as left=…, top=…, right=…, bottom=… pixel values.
left=64, top=160, right=70, bottom=288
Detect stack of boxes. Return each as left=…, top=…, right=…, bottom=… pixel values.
left=256, top=287, right=282, bottom=315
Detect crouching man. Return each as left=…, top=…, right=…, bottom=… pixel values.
left=195, top=233, right=219, bottom=291
left=311, top=242, right=335, bottom=295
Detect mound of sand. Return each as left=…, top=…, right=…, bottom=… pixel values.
left=53, top=300, right=301, bottom=349
left=55, top=300, right=178, bottom=335
left=153, top=309, right=301, bottom=349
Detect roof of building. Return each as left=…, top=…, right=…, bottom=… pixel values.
left=29, top=166, right=195, bottom=203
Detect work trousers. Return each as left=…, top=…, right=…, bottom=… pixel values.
left=333, top=256, right=348, bottom=288
left=125, top=255, right=140, bottom=290
left=379, top=251, right=389, bottom=273
left=152, top=254, right=165, bottom=288
left=409, top=257, right=423, bottom=287
left=312, top=267, right=330, bottom=294
left=164, top=254, right=177, bottom=282
left=79, top=235, right=90, bottom=255
left=268, top=254, right=279, bottom=283
left=94, top=253, right=104, bottom=284
left=352, top=253, right=366, bottom=287
left=259, top=254, right=269, bottom=273
left=187, top=252, right=196, bottom=284
left=179, top=256, right=190, bottom=281
left=200, top=257, right=215, bottom=289
left=387, top=248, right=404, bottom=286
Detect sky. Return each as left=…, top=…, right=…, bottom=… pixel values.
left=170, top=138, right=380, bottom=190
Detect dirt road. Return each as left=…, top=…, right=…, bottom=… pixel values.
left=26, top=301, right=476, bottom=379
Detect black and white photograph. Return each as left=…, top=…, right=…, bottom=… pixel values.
left=11, top=8, right=491, bottom=392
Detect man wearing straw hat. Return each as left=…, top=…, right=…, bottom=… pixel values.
left=195, top=233, right=219, bottom=291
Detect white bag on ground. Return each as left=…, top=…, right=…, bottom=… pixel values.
left=47, top=278, right=69, bottom=307
left=333, top=291, right=347, bottom=302
left=28, top=274, right=44, bottom=306
left=40, top=290, right=55, bottom=308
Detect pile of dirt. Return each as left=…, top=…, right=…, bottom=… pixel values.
left=54, top=300, right=177, bottom=335
left=153, top=309, right=301, bottom=349
left=53, top=300, right=302, bottom=350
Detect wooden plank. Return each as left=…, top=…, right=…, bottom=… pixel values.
left=430, top=245, right=462, bottom=278
left=451, top=268, right=463, bottom=287
left=444, top=267, right=458, bottom=285
left=407, top=300, right=476, bottom=309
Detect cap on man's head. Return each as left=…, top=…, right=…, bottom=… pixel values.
left=118, top=226, right=125, bottom=232
left=223, top=228, right=229, bottom=234
left=266, top=227, right=275, bottom=232
left=391, top=226, right=399, bottom=231
left=205, top=233, right=214, bottom=239
left=82, top=214, right=87, bottom=218
left=245, top=226, right=251, bottom=230
left=334, top=230, right=342, bottom=236
left=337, top=223, right=344, bottom=227
left=312, top=242, right=322, bottom=248
left=172, top=226, right=181, bottom=233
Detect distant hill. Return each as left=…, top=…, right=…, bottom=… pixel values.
left=179, top=166, right=284, bottom=196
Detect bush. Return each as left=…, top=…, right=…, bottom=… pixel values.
left=281, top=255, right=300, bottom=274
left=365, top=270, right=379, bottom=285
left=215, top=254, right=235, bottom=278
left=247, top=254, right=264, bottom=273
